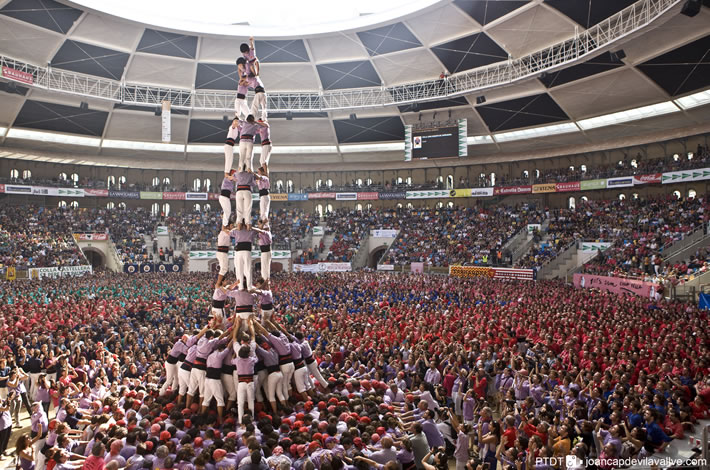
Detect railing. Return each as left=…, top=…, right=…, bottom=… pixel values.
left=0, top=0, right=680, bottom=112
left=662, top=223, right=708, bottom=259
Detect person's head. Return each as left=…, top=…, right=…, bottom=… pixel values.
left=15, top=434, right=31, bottom=453
left=246, top=114, right=255, bottom=124
left=236, top=57, right=246, bottom=66
left=239, top=345, right=251, bottom=359
left=240, top=43, right=250, bottom=54
left=92, top=442, right=106, bottom=457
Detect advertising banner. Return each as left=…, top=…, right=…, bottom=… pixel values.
left=30, top=265, right=92, bottom=279
left=316, top=262, right=352, bottom=272
left=270, top=193, right=288, bottom=201
left=313, top=227, right=324, bottom=236
left=32, top=186, right=59, bottom=196
left=378, top=191, right=406, bottom=200
left=527, top=224, right=541, bottom=234
left=370, top=229, right=397, bottom=238
left=163, top=192, right=186, bottom=200
left=405, top=190, right=450, bottom=199
left=555, top=182, right=580, bottom=192
left=288, top=193, right=308, bottom=201
left=469, top=187, right=494, bottom=197
left=185, top=192, right=208, bottom=200
left=580, top=242, right=611, bottom=252
left=140, top=191, right=163, bottom=200
left=449, top=266, right=535, bottom=280
left=308, top=192, right=336, bottom=199
left=449, top=189, right=471, bottom=198
left=5, top=185, right=32, bottom=194
left=632, top=174, right=662, bottom=185
left=357, top=192, right=379, bottom=200
left=580, top=179, right=606, bottom=190
left=573, top=273, right=658, bottom=298
left=293, top=264, right=319, bottom=273
left=124, top=263, right=183, bottom=274
left=56, top=188, right=84, bottom=198
left=377, top=264, right=395, bottom=271
left=84, top=189, right=109, bottom=197
left=606, top=177, right=633, bottom=188
left=411, top=262, right=424, bottom=273
left=157, top=226, right=169, bottom=236
left=189, top=250, right=290, bottom=260
left=335, top=192, right=357, bottom=201
left=532, top=183, right=557, bottom=194
left=74, top=233, right=108, bottom=241
left=1, top=66, right=33, bottom=85
left=662, top=168, right=710, bottom=184
left=404, top=124, right=412, bottom=162
left=493, top=185, right=532, bottom=195
left=108, top=190, right=139, bottom=199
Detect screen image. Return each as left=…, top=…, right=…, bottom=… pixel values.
left=412, top=126, right=458, bottom=159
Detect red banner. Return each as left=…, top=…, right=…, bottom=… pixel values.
left=632, top=173, right=662, bottom=185
left=84, top=189, right=108, bottom=197
left=555, top=181, right=581, bottom=192
left=449, top=266, right=535, bottom=280
left=494, top=185, right=532, bottom=195
left=308, top=192, right=336, bottom=199
left=1, top=66, right=33, bottom=85
left=357, top=192, right=379, bottom=200
left=0, top=184, right=4, bottom=193
left=74, top=233, right=109, bottom=241
left=163, top=192, right=186, bottom=200
left=573, top=273, right=658, bottom=299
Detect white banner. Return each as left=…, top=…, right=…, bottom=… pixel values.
left=580, top=242, right=611, bottom=252
left=317, top=262, right=352, bottom=272
left=313, top=227, right=324, bottom=236
left=527, top=224, right=541, bottom=234
left=157, top=226, right=169, bottom=236
left=185, top=192, right=208, bottom=200
left=470, top=187, right=494, bottom=197
left=377, top=264, right=395, bottom=271
left=370, top=229, right=398, bottom=238
left=405, top=190, right=450, bottom=199
left=661, top=168, right=710, bottom=184
left=161, top=101, right=171, bottom=143
left=293, top=264, right=320, bottom=273
left=335, top=192, right=357, bottom=201
left=190, top=250, right=290, bottom=260
left=32, top=186, right=60, bottom=196
left=30, top=265, right=92, bottom=279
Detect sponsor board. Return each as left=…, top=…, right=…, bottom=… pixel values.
left=662, top=168, right=710, bottom=184
left=449, top=265, right=535, bottom=280
left=294, top=262, right=352, bottom=272
left=185, top=192, right=207, bottom=200
left=293, top=264, right=319, bottom=273
left=449, top=189, right=471, bottom=198
left=270, top=193, right=288, bottom=201
left=632, top=173, right=662, bottom=185
left=56, top=188, right=84, bottom=198
left=573, top=273, right=658, bottom=298
left=308, top=192, right=336, bottom=199
left=580, top=179, right=606, bottom=190
left=140, top=191, right=163, bottom=200
left=124, top=263, right=182, bottom=274
left=406, top=190, right=450, bottom=199
left=30, top=265, right=92, bottom=279
left=378, top=191, right=406, bottom=200
left=189, top=250, right=290, bottom=259
left=606, top=177, right=633, bottom=188
left=5, top=185, right=32, bottom=194
left=74, top=233, right=108, bottom=241
left=1, top=66, right=33, bottom=85
left=470, top=187, right=494, bottom=197
left=411, top=262, right=424, bottom=273
left=335, top=192, right=357, bottom=201
left=532, top=183, right=557, bottom=194
left=313, top=227, right=324, bottom=236
left=288, top=193, right=308, bottom=201
left=527, top=224, right=541, bottom=234
left=370, top=229, right=397, bottom=238
left=32, top=187, right=59, bottom=196
left=357, top=192, right=379, bottom=200
left=108, top=190, right=139, bottom=199
left=163, top=192, right=186, bottom=200
left=377, top=264, right=395, bottom=271
left=493, top=185, right=532, bottom=195
left=581, top=242, right=611, bottom=252
left=555, top=182, right=580, bottom=192
left=157, top=226, right=169, bottom=236
left=84, top=189, right=108, bottom=197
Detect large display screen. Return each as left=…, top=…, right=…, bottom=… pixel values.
left=412, top=125, right=459, bottom=159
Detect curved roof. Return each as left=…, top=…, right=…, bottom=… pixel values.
left=0, top=0, right=709, bottom=171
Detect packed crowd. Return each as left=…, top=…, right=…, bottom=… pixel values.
left=0, top=271, right=708, bottom=470
left=322, top=210, right=381, bottom=263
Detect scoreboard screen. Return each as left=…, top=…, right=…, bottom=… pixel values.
left=412, top=126, right=459, bottom=159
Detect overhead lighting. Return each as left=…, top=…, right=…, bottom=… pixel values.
left=6, top=128, right=101, bottom=147
left=467, top=135, right=495, bottom=145
left=102, top=139, right=185, bottom=152
left=493, top=123, right=578, bottom=142
left=674, top=88, right=710, bottom=110
left=577, top=101, right=679, bottom=130
left=339, top=142, right=405, bottom=153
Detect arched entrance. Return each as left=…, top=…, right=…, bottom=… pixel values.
left=82, top=247, right=105, bottom=269
left=369, top=246, right=388, bottom=268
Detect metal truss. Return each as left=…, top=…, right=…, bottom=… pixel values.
left=0, top=0, right=681, bottom=112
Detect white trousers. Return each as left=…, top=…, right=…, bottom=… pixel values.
left=224, top=125, right=239, bottom=173
left=293, top=366, right=310, bottom=393
left=239, top=140, right=254, bottom=171
left=267, top=370, right=286, bottom=403
left=235, top=191, right=252, bottom=225
left=307, top=361, right=328, bottom=389
left=34, top=438, right=47, bottom=470
left=178, top=367, right=191, bottom=396
left=234, top=97, right=250, bottom=121
left=160, top=362, right=178, bottom=395
left=202, top=378, right=225, bottom=407
left=260, top=251, right=271, bottom=281
left=234, top=250, right=252, bottom=288
left=453, top=391, right=463, bottom=416
left=236, top=381, right=255, bottom=424
left=188, top=368, right=206, bottom=397
left=251, top=92, right=267, bottom=121
left=279, top=362, right=295, bottom=399
left=216, top=251, right=229, bottom=276
left=219, top=195, right=232, bottom=227
left=259, top=195, right=270, bottom=222
left=261, top=308, right=273, bottom=325
left=260, top=144, right=272, bottom=167
left=254, top=369, right=268, bottom=402
left=28, top=372, right=41, bottom=402
left=222, top=373, right=237, bottom=402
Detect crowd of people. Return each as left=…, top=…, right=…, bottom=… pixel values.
left=0, top=271, right=708, bottom=470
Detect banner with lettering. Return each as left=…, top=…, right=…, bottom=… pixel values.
left=30, top=265, right=93, bottom=279
left=449, top=266, right=535, bottom=280
left=573, top=273, right=658, bottom=298
left=124, top=263, right=183, bottom=274
left=189, top=250, right=290, bottom=260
